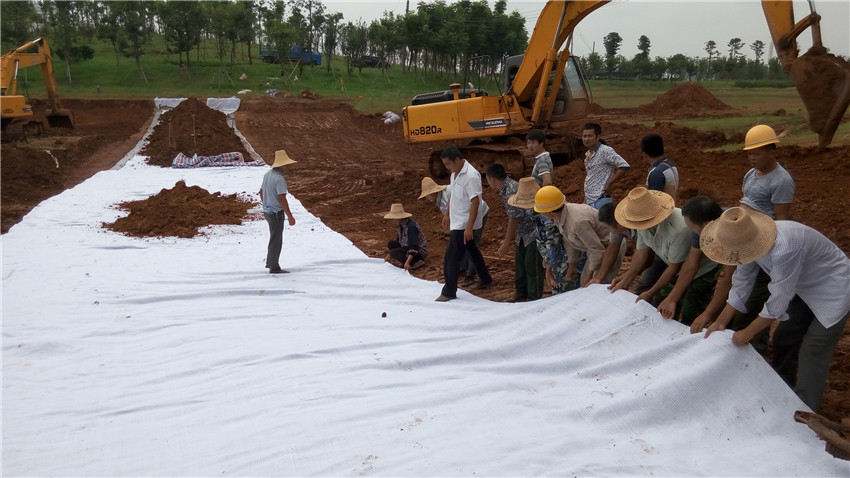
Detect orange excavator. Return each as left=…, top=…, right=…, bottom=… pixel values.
left=1, top=37, right=74, bottom=133
left=403, top=0, right=850, bottom=178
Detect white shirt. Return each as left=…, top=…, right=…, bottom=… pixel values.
left=442, top=185, right=488, bottom=229
left=448, top=161, right=484, bottom=231
left=728, top=221, right=850, bottom=328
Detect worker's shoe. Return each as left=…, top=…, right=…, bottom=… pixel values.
left=512, top=294, right=528, bottom=303
left=269, top=268, right=289, bottom=274
left=434, top=295, right=455, bottom=302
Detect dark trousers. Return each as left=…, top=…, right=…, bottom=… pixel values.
left=441, top=230, right=492, bottom=298
left=516, top=239, right=544, bottom=301
left=388, top=240, right=423, bottom=265
left=264, top=211, right=285, bottom=270
left=461, top=227, right=484, bottom=278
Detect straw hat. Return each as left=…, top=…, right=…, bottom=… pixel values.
left=700, top=207, right=776, bottom=266
left=383, top=203, right=412, bottom=220
left=614, top=186, right=675, bottom=230
left=271, top=149, right=297, bottom=168
left=418, top=177, right=448, bottom=199
left=507, top=177, right=540, bottom=209
left=743, top=124, right=781, bottom=151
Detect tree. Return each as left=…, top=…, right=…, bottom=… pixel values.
left=323, top=12, right=343, bottom=73
left=603, top=31, right=623, bottom=78
left=727, top=37, right=744, bottom=60
left=42, top=0, right=81, bottom=83
left=340, top=20, right=368, bottom=74
left=1, top=0, right=39, bottom=51
left=750, top=39, right=765, bottom=63
left=585, top=51, right=604, bottom=79
left=115, top=1, right=152, bottom=82
left=704, top=40, right=717, bottom=60
left=158, top=1, right=205, bottom=70
left=637, top=35, right=650, bottom=59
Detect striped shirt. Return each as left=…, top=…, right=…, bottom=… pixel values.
left=727, top=221, right=850, bottom=328
left=584, top=144, right=630, bottom=205
left=646, top=156, right=679, bottom=201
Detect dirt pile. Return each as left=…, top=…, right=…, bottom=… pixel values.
left=141, top=98, right=250, bottom=167
left=1, top=99, right=153, bottom=233
left=790, top=50, right=850, bottom=135
left=105, top=180, right=253, bottom=238
left=639, top=82, right=731, bottom=115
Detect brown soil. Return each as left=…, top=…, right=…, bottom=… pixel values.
left=790, top=50, right=850, bottom=134
left=639, top=82, right=731, bottom=115
left=104, top=180, right=253, bottom=238
left=140, top=98, right=250, bottom=167
left=237, top=95, right=850, bottom=419
left=1, top=99, right=154, bottom=233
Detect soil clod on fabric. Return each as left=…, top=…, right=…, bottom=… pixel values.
left=105, top=180, right=253, bottom=238
left=639, top=82, right=731, bottom=114
left=141, top=98, right=251, bottom=167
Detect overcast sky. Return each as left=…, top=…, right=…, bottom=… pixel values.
left=324, top=0, right=850, bottom=59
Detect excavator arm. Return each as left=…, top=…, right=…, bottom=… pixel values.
left=1, top=37, right=73, bottom=128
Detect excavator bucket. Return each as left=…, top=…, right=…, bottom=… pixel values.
left=788, top=48, right=850, bottom=148
left=46, top=108, right=74, bottom=129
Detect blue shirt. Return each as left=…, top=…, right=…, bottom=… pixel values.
left=261, top=169, right=289, bottom=214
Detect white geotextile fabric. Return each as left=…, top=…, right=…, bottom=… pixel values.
left=2, top=155, right=849, bottom=476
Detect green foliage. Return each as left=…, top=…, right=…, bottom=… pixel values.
left=733, top=79, right=794, bottom=88
left=1, top=0, right=38, bottom=51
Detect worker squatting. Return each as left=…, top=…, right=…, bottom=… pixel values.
left=258, top=124, right=849, bottom=414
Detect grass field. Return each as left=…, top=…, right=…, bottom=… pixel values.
left=13, top=37, right=848, bottom=147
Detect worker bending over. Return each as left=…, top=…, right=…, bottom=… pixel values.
left=383, top=203, right=426, bottom=271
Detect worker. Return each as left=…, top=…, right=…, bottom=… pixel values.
left=584, top=203, right=630, bottom=286
left=510, top=182, right=570, bottom=294
left=419, top=176, right=489, bottom=284
left=259, top=150, right=297, bottom=274
left=655, top=196, right=722, bottom=326
left=642, top=133, right=679, bottom=203
left=486, top=164, right=544, bottom=302
left=607, top=187, right=691, bottom=306
left=701, top=207, right=850, bottom=410
left=740, top=124, right=794, bottom=220
left=383, top=203, right=427, bottom=271
left=435, top=147, right=493, bottom=302
left=534, top=185, right=622, bottom=288
left=526, top=129, right=553, bottom=186
left=582, top=123, right=630, bottom=208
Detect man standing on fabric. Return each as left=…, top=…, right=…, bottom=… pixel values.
left=534, top=185, right=621, bottom=287
left=527, top=129, right=553, bottom=186
left=582, top=123, right=630, bottom=209
left=702, top=207, right=850, bottom=410
left=608, top=187, right=700, bottom=307
left=436, top=147, right=493, bottom=302
left=486, top=164, right=544, bottom=302
left=419, top=176, right=489, bottom=284
left=642, top=133, right=679, bottom=203
left=259, top=150, right=297, bottom=274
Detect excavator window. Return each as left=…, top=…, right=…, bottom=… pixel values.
left=564, top=56, right=589, bottom=100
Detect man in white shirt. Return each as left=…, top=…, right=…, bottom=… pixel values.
left=436, top=147, right=493, bottom=302
left=702, top=207, right=850, bottom=410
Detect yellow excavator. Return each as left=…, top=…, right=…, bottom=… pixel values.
left=1, top=37, right=74, bottom=133
left=403, top=0, right=850, bottom=178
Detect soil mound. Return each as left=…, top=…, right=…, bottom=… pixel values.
left=640, top=82, right=731, bottom=114
left=105, top=180, right=253, bottom=238
left=791, top=50, right=850, bottom=134
left=141, top=98, right=250, bottom=167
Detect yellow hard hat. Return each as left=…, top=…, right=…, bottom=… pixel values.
left=534, top=185, right=566, bottom=213
left=743, top=124, right=780, bottom=151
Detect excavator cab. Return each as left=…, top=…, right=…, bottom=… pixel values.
left=502, top=54, right=592, bottom=121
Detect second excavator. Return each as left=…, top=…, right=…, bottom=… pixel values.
left=403, top=0, right=850, bottom=178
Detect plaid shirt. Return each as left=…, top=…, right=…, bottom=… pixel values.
left=499, top=178, right=537, bottom=245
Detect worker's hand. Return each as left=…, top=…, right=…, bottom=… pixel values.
left=769, top=319, right=780, bottom=345
left=731, top=329, right=753, bottom=347
left=690, top=311, right=714, bottom=334
left=441, top=214, right=449, bottom=230
left=463, top=227, right=473, bottom=244
left=497, top=239, right=511, bottom=257
left=657, top=297, right=677, bottom=320
left=287, top=215, right=296, bottom=226
left=608, top=275, right=627, bottom=293
left=403, top=258, right=412, bottom=271
left=545, top=268, right=555, bottom=289
left=703, top=320, right=725, bottom=339
left=635, top=290, right=654, bottom=304
left=584, top=276, right=601, bottom=287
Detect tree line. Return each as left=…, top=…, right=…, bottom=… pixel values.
left=580, top=32, right=788, bottom=82
left=1, top=0, right=794, bottom=86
